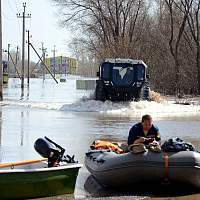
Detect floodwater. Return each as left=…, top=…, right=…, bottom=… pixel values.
left=1, top=77, right=200, bottom=200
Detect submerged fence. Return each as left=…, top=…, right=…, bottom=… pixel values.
left=76, top=80, right=96, bottom=90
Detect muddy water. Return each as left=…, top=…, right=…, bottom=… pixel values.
left=0, top=78, right=200, bottom=199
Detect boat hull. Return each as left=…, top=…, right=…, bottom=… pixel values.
left=0, top=163, right=82, bottom=199
left=85, top=150, right=200, bottom=188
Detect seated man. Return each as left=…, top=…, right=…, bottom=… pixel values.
left=128, top=114, right=161, bottom=145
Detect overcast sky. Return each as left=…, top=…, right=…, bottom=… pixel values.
left=2, top=0, right=72, bottom=62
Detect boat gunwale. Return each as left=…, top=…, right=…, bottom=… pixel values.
left=85, top=158, right=200, bottom=173
left=0, top=163, right=82, bottom=174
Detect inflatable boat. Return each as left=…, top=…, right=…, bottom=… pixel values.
left=85, top=150, right=200, bottom=188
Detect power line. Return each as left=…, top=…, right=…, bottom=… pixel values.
left=2, top=11, right=16, bottom=20
left=7, top=0, right=16, bottom=13
left=14, top=0, right=22, bottom=37
left=30, top=42, right=58, bottom=84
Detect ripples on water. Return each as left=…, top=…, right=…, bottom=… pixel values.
left=1, top=77, right=200, bottom=199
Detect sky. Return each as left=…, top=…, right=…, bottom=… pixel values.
left=2, top=0, right=72, bottom=62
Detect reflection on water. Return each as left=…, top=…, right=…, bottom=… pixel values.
left=3, top=77, right=93, bottom=104
left=20, top=87, right=24, bottom=100
left=0, top=107, right=199, bottom=199
left=0, top=111, right=2, bottom=146
left=84, top=175, right=199, bottom=199
left=20, top=111, right=24, bottom=146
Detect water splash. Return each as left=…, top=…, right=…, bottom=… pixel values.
left=2, top=78, right=200, bottom=119
left=60, top=99, right=200, bottom=118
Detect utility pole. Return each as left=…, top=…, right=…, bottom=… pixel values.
left=29, top=42, right=58, bottom=83
left=17, top=2, right=31, bottom=89
left=52, top=45, right=57, bottom=77
left=30, top=58, right=41, bottom=77
left=0, top=0, right=3, bottom=100
left=7, top=44, right=10, bottom=75
left=42, top=46, right=46, bottom=81
left=40, top=43, right=47, bottom=81
left=7, top=52, right=21, bottom=79
left=3, top=48, right=21, bottom=79
left=26, top=30, right=30, bottom=85
left=15, top=46, right=19, bottom=76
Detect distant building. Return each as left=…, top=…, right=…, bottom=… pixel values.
left=45, top=56, right=77, bottom=75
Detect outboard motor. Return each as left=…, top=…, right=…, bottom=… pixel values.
left=34, top=136, right=76, bottom=167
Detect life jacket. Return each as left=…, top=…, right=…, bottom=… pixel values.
left=90, top=140, right=124, bottom=154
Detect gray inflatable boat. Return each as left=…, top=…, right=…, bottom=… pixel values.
left=85, top=150, right=200, bottom=188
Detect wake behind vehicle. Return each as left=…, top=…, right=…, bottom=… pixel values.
left=95, top=58, right=150, bottom=101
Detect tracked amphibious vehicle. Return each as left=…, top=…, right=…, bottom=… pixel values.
left=95, top=58, right=150, bottom=101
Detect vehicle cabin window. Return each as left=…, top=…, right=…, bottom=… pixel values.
left=136, top=64, right=145, bottom=81
left=112, top=64, right=134, bottom=86
left=101, top=63, right=110, bottom=80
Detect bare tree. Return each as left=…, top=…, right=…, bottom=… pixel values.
left=163, top=0, right=193, bottom=95
left=186, top=0, right=200, bottom=94
left=53, top=0, right=200, bottom=95
left=53, top=0, right=149, bottom=59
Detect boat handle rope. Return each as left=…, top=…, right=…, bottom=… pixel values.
left=163, top=153, right=169, bottom=183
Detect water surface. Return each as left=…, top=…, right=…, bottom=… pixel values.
left=0, top=77, right=200, bottom=199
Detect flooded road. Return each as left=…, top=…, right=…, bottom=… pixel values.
left=0, top=77, right=200, bottom=199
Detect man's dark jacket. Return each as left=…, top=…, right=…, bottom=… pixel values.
left=128, top=123, right=161, bottom=145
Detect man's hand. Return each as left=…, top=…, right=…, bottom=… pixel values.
left=146, top=137, right=155, bottom=143
left=134, top=137, right=155, bottom=144
left=150, top=140, right=159, bottom=146
left=134, top=137, right=146, bottom=144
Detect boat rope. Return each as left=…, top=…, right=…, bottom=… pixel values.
left=163, top=153, right=169, bottom=183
